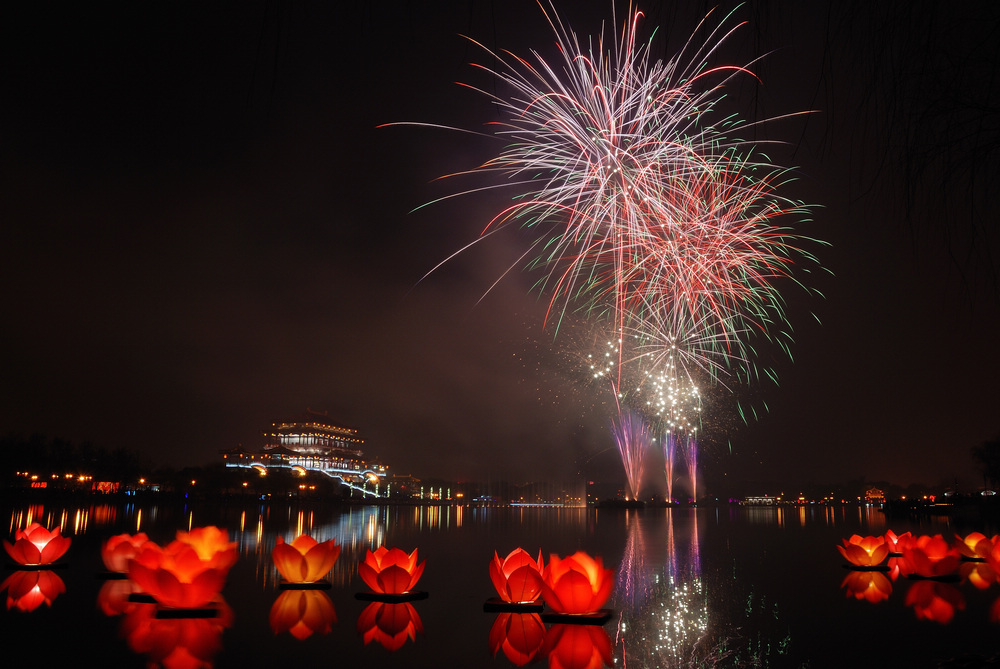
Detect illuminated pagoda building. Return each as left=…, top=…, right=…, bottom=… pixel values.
left=223, top=409, right=388, bottom=498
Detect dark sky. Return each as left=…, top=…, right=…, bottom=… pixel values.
left=2, top=1, right=998, bottom=491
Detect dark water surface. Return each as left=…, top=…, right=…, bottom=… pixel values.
left=2, top=499, right=998, bottom=668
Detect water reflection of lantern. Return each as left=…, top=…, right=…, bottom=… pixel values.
left=97, top=578, right=138, bottom=616
left=269, top=589, right=337, bottom=640
left=272, top=535, right=341, bottom=584
left=904, top=580, right=965, bottom=624
left=1, top=570, right=65, bottom=612
left=488, top=612, right=546, bottom=666
left=357, top=600, right=423, bottom=651
left=358, top=547, right=425, bottom=595
left=836, top=535, right=889, bottom=568
left=959, top=561, right=996, bottom=590
left=541, top=552, right=614, bottom=616
left=127, top=531, right=236, bottom=609
left=101, top=532, right=150, bottom=573
left=121, top=599, right=233, bottom=666
left=901, top=535, right=961, bottom=578
left=542, top=623, right=613, bottom=669
left=840, top=570, right=892, bottom=603
left=489, top=548, right=544, bottom=604
left=3, top=523, right=71, bottom=566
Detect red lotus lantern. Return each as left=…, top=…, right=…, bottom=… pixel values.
left=101, top=532, right=150, bottom=573
left=121, top=599, right=233, bottom=667
left=3, top=523, right=71, bottom=566
left=358, top=546, right=425, bottom=595
left=174, top=526, right=238, bottom=572
left=836, top=534, right=889, bottom=568
left=901, top=534, right=962, bottom=578
left=904, top=580, right=965, bottom=624
left=542, top=623, right=613, bottom=669
left=272, top=535, right=341, bottom=584
left=840, top=570, right=892, bottom=604
left=127, top=540, right=230, bottom=609
left=269, top=589, right=337, bottom=640
left=490, top=548, right=545, bottom=604
left=488, top=612, right=546, bottom=666
left=1, top=570, right=65, bottom=612
left=357, top=600, right=424, bottom=651
left=954, top=532, right=996, bottom=560
left=884, top=529, right=913, bottom=555
left=540, top=551, right=614, bottom=615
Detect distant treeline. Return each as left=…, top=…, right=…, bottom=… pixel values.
left=0, top=433, right=149, bottom=483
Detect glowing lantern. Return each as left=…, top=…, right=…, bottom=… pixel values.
left=101, top=532, right=150, bottom=573
left=954, top=532, right=996, bottom=560
left=174, top=526, right=238, bottom=572
left=121, top=599, right=233, bottom=666
left=357, top=600, right=424, bottom=651
left=1, top=570, right=65, bottom=612
left=540, top=551, right=614, bottom=615
left=127, top=540, right=230, bottom=609
left=272, top=535, right=341, bottom=584
left=3, top=522, right=71, bottom=566
left=358, top=546, right=425, bottom=595
left=488, top=612, right=546, bottom=666
left=904, top=580, right=965, bottom=624
left=884, top=529, right=913, bottom=555
left=489, top=548, right=545, bottom=604
left=269, top=589, right=337, bottom=640
left=901, top=534, right=962, bottom=578
left=836, top=535, right=889, bottom=568
left=542, top=623, right=613, bottom=669
left=840, top=570, right=892, bottom=604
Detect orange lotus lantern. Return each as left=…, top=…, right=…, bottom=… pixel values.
left=541, top=551, right=614, bottom=616
left=3, top=522, right=71, bottom=566
left=490, top=548, right=545, bottom=603
left=127, top=539, right=230, bottom=609
left=840, top=570, right=892, bottom=604
left=884, top=529, right=913, bottom=554
left=954, top=532, right=996, bottom=560
left=904, top=580, right=965, bottom=624
left=269, top=589, right=337, bottom=640
left=488, top=612, right=546, bottom=666
left=121, top=598, right=233, bottom=667
left=542, top=623, right=613, bottom=669
left=1, top=569, right=65, bottom=612
left=101, top=532, right=150, bottom=573
left=901, top=534, right=962, bottom=578
left=836, top=534, right=889, bottom=568
left=357, top=600, right=424, bottom=651
left=272, top=535, right=341, bottom=584
left=174, top=525, right=238, bottom=572
left=358, top=546, right=425, bottom=595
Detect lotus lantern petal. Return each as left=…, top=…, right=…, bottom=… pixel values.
left=101, top=533, right=150, bottom=573
left=3, top=523, right=71, bottom=566
left=489, top=548, right=544, bottom=603
left=272, top=535, right=341, bottom=583
left=540, top=551, right=614, bottom=615
left=902, top=534, right=962, bottom=578
left=836, top=534, right=889, bottom=567
left=358, top=546, right=425, bottom=595
left=127, top=538, right=232, bottom=609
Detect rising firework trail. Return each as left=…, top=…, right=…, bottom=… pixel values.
left=611, top=409, right=652, bottom=501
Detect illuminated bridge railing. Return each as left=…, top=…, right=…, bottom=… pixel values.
left=224, top=453, right=387, bottom=498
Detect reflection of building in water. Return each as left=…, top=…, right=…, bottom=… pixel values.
left=222, top=409, right=388, bottom=497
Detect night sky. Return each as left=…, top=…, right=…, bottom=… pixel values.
left=3, top=1, right=998, bottom=491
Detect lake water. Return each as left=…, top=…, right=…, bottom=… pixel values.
left=2, top=498, right=998, bottom=668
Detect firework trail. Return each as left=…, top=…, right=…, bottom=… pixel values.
left=611, top=409, right=651, bottom=500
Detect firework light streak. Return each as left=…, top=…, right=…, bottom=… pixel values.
left=611, top=410, right=651, bottom=501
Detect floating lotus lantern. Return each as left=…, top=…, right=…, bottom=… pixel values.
left=1, top=569, right=65, bottom=612
left=121, top=598, right=233, bottom=666
left=901, top=534, right=962, bottom=579
left=489, top=548, right=544, bottom=604
left=3, top=522, right=71, bottom=566
left=127, top=528, right=237, bottom=609
left=101, top=532, right=150, bottom=573
left=840, top=570, right=892, bottom=604
left=884, top=529, right=913, bottom=555
left=540, top=551, right=614, bottom=617
left=357, top=600, right=424, bottom=651
left=269, top=589, right=337, bottom=640
left=954, top=532, right=996, bottom=560
left=272, top=535, right=340, bottom=585
left=836, top=534, right=889, bottom=568
left=488, top=612, right=546, bottom=666
left=358, top=546, right=425, bottom=596
left=542, top=623, right=613, bottom=669
left=904, top=580, right=965, bottom=624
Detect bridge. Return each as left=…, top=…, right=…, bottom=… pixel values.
left=223, top=450, right=388, bottom=498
